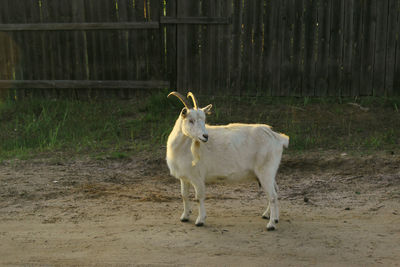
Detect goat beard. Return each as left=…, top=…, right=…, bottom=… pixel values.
left=191, top=140, right=201, bottom=166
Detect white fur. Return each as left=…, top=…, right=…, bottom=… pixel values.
left=166, top=102, right=289, bottom=230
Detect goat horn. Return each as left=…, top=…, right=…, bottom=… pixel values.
left=187, top=92, right=199, bottom=110
left=168, top=91, right=192, bottom=109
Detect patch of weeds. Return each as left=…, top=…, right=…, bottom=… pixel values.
left=107, top=151, right=129, bottom=159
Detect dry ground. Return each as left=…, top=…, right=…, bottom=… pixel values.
left=0, top=151, right=399, bottom=266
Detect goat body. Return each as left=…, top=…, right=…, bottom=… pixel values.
left=166, top=92, right=288, bottom=230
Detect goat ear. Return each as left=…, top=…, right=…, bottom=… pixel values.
left=181, top=107, right=188, bottom=118
left=202, top=104, right=212, bottom=115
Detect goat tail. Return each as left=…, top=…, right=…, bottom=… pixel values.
left=274, top=132, right=289, bottom=148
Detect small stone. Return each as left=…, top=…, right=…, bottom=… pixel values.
left=303, top=196, right=309, bottom=203
left=345, top=207, right=350, bottom=210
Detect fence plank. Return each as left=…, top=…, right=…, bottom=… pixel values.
left=359, top=0, right=376, bottom=96
left=165, top=0, right=177, bottom=89
left=314, top=0, right=331, bottom=96
left=372, top=0, right=389, bottom=96
left=240, top=0, right=255, bottom=96
left=176, top=0, right=188, bottom=92
left=290, top=0, right=304, bottom=96
left=279, top=0, right=294, bottom=96
left=0, top=80, right=170, bottom=88
left=262, top=0, right=281, bottom=96
left=231, top=0, right=244, bottom=95
left=393, top=1, right=400, bottom=96
left=327, top=0, right=344, bottom=96
left=350, top=0, right=363, bottom=96
left=385, top=0, right=399, bottom=96
left=221, top=0, right=233, bottom=94
left=341, top=0, right=354, bottom=96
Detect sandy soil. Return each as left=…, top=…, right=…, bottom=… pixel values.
left=0, top=151, right=399, bottom=266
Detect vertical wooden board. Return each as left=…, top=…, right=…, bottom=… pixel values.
left=385, top=0, right=399, bottom=96
left=165, top=0, right=177, bottom=89
left=186, top=1, right=201, bottom=94
left=71, top=0, right=90, bottom=98
left=0, top=1, right=13, bottom=81
left=262, top=0, right=280, bottom=96
left=94, top=0, right=110, bottom=84
left=208, top=0, right=218, bottom=95
left=104, top=0, right=120, bottom=82
left=328, top=0, right=344, bottom=96
left=29, top=0, right=45, bottom=96
left=359, top=0, right=376, bottom=96
left=215, top=0, right=225, bottom=95
left=84, top=0, right=98, bottom=81
left=393, top=1, right=400, bottom=96
left=350, top=0, right=363, bottom=96
left=242, top=0, right=256, bottom=96
left=230, top=0, right=244, bottom=95
left=70, top=0, right=87, bottom=80
left=314, top=0, right=331, bottom=96
left=261, top=0, right=270, bottom=95
left=372, top=0, right=389, bottom=96
left=149, top=0, right=164, bottom=83
left=341, top=0, right=354, bottom=96
left=0, top=2, right=11, bottom=82
left=302, top=0, right=318, bottom=96
left=141, top=0, right=152, bottom=84
left=219, top=0, right=233, bottom=95
left=271, top=0, right=282, bottom=96
left=176, top=0, right=188, bottom=92
left=127, top=0, right=143, bottom=83
left=40, top=0, right=57, bottom=97
left=248, top=0, right=263, bottom=96
left=199, top=0, right=215, bottom=95
left=280, top=0, right=296, bottom=96
left=289, top=0, right=304, bottom=96
left=117, top=0, right=131, bottom=97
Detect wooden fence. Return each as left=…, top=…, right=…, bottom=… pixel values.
left=0, top=0, right=399, bottom=97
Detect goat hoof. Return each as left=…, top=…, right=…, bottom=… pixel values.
left=274, top=219, right=279, bottom=223
left=180, top=218, right=189, bottom=222
left=267, top=226, right=276, bottom=231
left=262, top=215, right=270, bottom=220
left=195, top=222, right=204, bottom=227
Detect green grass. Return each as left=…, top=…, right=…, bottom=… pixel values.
left=1, top=91, right=399, bottom=161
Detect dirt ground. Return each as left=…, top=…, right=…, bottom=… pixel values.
left=0, top=150, right=399, bottom=266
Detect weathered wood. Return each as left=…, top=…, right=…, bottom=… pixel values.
left=350, top=0, right=363, bottom=96
left=290, top=0, right=304, bottom=96
left=0, top=80, right=170, bottom=88
left=314, top=0, right=331, bottom=96
left=280, top=0, right=295, bottom=96
left=176, top=0, right=188, bottom=91
left=341, top=0, right=354, bottom=96
left=328, top=0, right=344, bottom=96
left=359, top=0, right=376, bottom=96
left=203, top=0, right=216, bottom=95
left=160, top=16, right=231, bottom=24
left=301, top=0, right=318, bottom=96
left=372, top=0, right=389, bottom=96
left=0, top=22, right=159, bottom=31
left=0, top=0, right=399, bottom=97
left=231, top=0, right=244, bottom=95
left=263, top=0, right=281, bottom=96
left=165, top=0, right=177, bottom=89
left=240, top=0, right=253, bottom=96
left=385, top=0, right=399, bottom=96
left=393, top=1, right=400, bottom=96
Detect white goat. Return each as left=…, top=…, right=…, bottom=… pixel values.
left=166, top=92, right=289, bottom=230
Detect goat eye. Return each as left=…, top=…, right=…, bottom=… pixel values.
left=189, top=119, right=194, bottom=124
